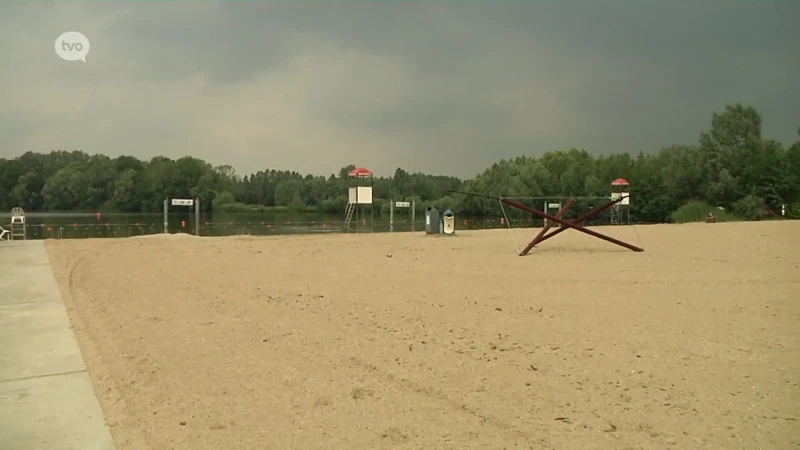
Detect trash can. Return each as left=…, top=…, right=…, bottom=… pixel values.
left=425, top=206, right=439, bottom=234
left=442, top=209, right=455, bottom=235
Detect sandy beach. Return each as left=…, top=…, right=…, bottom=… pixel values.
left=45, top=221, right=799, bottom=450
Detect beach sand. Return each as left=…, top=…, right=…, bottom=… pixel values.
left=45, top=222, right=800, bottom=450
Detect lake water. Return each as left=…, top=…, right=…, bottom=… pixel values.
left=0, top=210, right=524, bottom=240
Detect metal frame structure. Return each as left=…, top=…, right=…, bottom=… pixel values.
left=345, top=167, right=374, bottom=233
left=491, top=196, right=612, bottom=228
left=610, top=178, right=631, bottom=225
left=500, top=196, right=643, bottom=255
left=543, top=200, right=563, bottom=228
left=389, top=199, right=415, bottom=232
left=449, top=185, right=664, bottom=256
left=164, top=198, right=200, bottom=235
left=10, top=207, right=26, bottom=240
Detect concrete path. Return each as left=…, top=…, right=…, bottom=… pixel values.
left=0, top=240, right=116, bottom=450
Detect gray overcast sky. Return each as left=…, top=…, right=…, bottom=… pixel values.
left=1, top=1, right=798, bottom=178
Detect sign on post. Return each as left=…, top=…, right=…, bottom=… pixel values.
left=165, top=198, right=200, bottom=236
left=548, top=202, right=561, bottom=209
left=395, top=201, right=411, bottom=208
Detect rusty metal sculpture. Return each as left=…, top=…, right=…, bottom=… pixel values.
left=448, top=187, right=664, bottom=255
left=500, top=196, right=643, bottom=255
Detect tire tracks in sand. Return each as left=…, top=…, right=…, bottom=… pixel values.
left=57, top=243, right=156, bottom=450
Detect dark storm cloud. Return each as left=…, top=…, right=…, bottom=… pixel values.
left=0, top=1, right=798, bottom=177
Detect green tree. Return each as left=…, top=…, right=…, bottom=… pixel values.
left=41, top=165, right=87, bottom=210
left=111, top=169, right=139, bottom=211
left=212, top=191, right=236, bottom=209
left=274, top=179, right=300, bottom=206
left=0, top=102, right=795, bottom=225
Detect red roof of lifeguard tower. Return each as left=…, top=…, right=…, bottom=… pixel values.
left=611, top=178, right=629, bottom=185
left=348, top=167, right=373, bottom=177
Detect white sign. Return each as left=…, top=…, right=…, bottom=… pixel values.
left=548, top=203, right=561, bottom=209
left=55, top=31, right=90, bottom=63
left=395, top=201, right=411, bottom=208
left=172, top=199, right=194, bottom=206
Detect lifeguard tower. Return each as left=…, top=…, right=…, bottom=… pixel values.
left=610, top=178, right=630, bottom=225
left=5, top=207, right=27, bottom=240
left=344, top=167, right=374, bottom=233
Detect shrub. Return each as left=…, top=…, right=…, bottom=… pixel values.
left=670, top=200, right=743, bottom=223
left=787, top=203, right=800, bottom=219
left=212, top=191, right=236, bottom=210
left=732, top=195, right=767, bottom=220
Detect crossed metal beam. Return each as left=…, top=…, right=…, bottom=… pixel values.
left=500, top=196, right=644, bottom=255
left=446, top=187, right=662, bottom=256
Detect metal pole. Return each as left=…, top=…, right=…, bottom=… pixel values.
left=355, top=177, right=359, bottom=234
left=163, top=199, right=168, bottom=234
left=411, top=200, right=415, bottom=232
left=195, top=198, right=200, bottom=236
left=543, top=200, right=547, bottom=227
left=390, top=199, right=394, bottom=232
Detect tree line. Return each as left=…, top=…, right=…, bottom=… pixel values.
left=1, top=103, right=798, bottom=223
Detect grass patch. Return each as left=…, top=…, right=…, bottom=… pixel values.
left=671, top=200, right=744, bottom=223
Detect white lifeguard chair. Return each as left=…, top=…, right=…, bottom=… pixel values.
left=344, top=167, right=374, bottom=233
left=10, top=207, right=26, bottom=240
left=610, top=179, right=630, bottom=225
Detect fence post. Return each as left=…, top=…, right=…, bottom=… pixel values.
left=411, top=199, right=416, bottom=232
left=163, top=198, right=168, bottom=234
left=390, top=199, right=394, bottom=233
left=195, top=198, right=200, bottom=236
